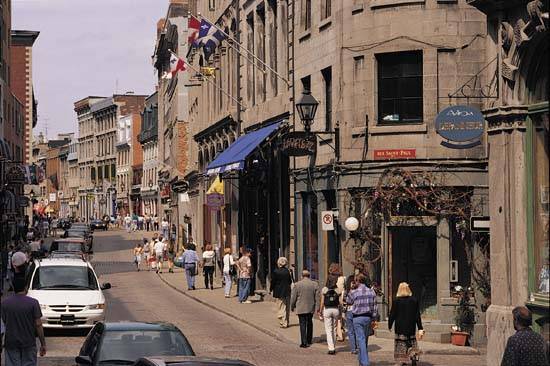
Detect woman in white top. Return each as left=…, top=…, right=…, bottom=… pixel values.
left=202, top=244, right=216, bottom=290
left=222, top=247, right=235, bottom=298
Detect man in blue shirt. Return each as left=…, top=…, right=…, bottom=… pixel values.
left=181, top=244, right=199, bottom=290
left=346, top=273, right=378, bottom=366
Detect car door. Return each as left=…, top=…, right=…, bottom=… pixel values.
left=78, top=323, right=103, bottom=365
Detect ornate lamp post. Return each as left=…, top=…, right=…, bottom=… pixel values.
left=295, top=90, right=319, bottom=133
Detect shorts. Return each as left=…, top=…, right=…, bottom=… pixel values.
left=155, top=252, right=164, bottom=262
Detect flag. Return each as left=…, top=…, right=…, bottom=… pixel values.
left=188, top=16, right=201, bottom=46
left=196, top=19, right=227, bottom=61
left=162, top=52, right=186, bottom=79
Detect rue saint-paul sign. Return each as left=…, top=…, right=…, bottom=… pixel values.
left=280, top=131, right=317, bottom=156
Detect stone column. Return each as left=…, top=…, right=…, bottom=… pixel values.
left=485, top=106, right=529, bottom=366
left=436, top=218, right=451, bottom=320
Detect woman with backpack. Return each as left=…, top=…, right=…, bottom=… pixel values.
left=319, top=275, right=342, bottom=355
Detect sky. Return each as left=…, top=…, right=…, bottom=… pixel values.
left=13, top=0, right=167, bottom=139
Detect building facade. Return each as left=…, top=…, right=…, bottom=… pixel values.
left=67, top=137, right=79, bottom=218
left=116, top=113, right=143, bottom=216
left=467, top=0, right=549, bottom=364
left=138, top=93, right=159, bottom=217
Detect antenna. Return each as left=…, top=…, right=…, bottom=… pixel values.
left=42, top=117, right=50, bottom=139
left=115, top=79, right=119, bottom=94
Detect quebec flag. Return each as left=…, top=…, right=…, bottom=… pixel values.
left=197, top=19, right=227, bottom=61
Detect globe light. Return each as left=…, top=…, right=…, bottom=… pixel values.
left=344, top=217, right=359, bottom=232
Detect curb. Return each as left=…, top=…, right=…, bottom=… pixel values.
left=157, top=273, right=293, bottom=345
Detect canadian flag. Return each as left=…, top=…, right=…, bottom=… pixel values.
left=162, top=52, right=186, bottom=79
left=188, top=16, right=201, bottom=46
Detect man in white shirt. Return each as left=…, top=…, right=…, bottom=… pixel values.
left=153, top=236, right=166, bottom=274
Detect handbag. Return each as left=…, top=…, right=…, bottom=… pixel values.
left=229, top=264, right=236, bottom=276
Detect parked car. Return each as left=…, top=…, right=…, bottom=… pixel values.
left=133, top=357, right=255, bottom=366
left=62, top=229, right=93, bottom=251
left=26, top=257, right=110, bottom=329
left=90, top=219, right=108, bottom=231
left=49, top=238, right=89, bottom=258
left=75, top=322, right=195, bottom=366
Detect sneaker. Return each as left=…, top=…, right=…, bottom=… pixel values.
left=328, top=350, right=336, bottom=355
left=225, top=295, right=230, bottom=298
left=192, top=286, right=196, bottom=290
left=243, top=300, right=252, bottom=304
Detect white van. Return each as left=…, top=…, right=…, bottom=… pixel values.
left=27, top=257, right=111, bottom=328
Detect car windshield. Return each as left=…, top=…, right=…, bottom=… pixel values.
left=51, top=242, right=84, bottom=252
left=31, top=266, right=99, bottom=290
left=98, top=330, right=194, bottom=363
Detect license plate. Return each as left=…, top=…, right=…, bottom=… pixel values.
left=60, top=315, right=75, bottom=325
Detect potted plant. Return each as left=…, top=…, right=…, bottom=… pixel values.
left=451, top=286, right=476, bottom=346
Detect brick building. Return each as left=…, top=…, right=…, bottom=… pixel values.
left=116, top=113, right=143, bottom=216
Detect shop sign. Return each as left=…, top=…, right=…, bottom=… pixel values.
left=374, top=149, right=416, bottom=160
left=281, top=131, right=317, bottom=156
left=435, top=105, right=485, bottom=149
left=321, top=211, right=334, bottom=231
left=206, top=193, right=224, bottom=208
left=470, top=216, right=490, bottom=232
left=49, top=193, right=57, bottom=202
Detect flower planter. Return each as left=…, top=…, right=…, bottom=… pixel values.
left=451, top=331, right=469, bottom=346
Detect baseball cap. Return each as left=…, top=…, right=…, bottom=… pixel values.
left=11, top=251, right=28, bottom=267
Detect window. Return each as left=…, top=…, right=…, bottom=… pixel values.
left=322, top=67, right=332, bottom=131
left=208, top=0, right=215, bottom=10
left=377, top=51, right=423, bottom=124
left=301, top=75, right=311, bottom=93
left=303, top=0, right=312, bottom=30
left=321, top=0, right=331, bottom=20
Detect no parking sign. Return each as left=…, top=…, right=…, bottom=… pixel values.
left=321, top=211, right=334, bottom=231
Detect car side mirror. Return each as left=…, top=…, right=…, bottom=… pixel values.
left=75, top=355, right=93, bottom=365
left=101, top=283, right=111, bottom=290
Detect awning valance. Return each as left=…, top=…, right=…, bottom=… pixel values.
left=206, top=122, right=281, bottom=175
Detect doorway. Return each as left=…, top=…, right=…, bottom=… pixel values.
left=390, top=226, right=438, bottom=318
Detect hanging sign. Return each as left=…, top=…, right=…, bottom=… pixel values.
left=206, top=193, right=224, bottom=208
left=281, top=131, right=317, bottom=156
left=321, top=211, right=334, bottom=231
left=435, top=105, right=485, bottom=149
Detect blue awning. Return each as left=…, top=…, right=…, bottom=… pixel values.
left=206, top=122, right=281, bottom=175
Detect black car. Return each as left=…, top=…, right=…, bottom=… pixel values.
left=75, top=322, right=195, bottom=366
left=133, top=356, right=254, bottom=366
left=90, top=219, right=108, bottom=231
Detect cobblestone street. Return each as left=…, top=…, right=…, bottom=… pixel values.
left=34, top=230, right=488, bottom=366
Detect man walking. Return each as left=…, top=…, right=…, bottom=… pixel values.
left=290, top=270, right=320, bottom=348
left=346, top=273, right=378, bottom=366
left=270, top=257, right=293, bottom=328
left=1, top=277, right=47, bottom=366
left=154, top=235, right=166, bottom=274
left=236, top=248, right=253, bottom=304
left=501, top=306, right=549, bottom=366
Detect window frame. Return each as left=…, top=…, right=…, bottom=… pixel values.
left=376, top=50, right=423, bottom=125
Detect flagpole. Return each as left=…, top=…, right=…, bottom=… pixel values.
left=197, top=13, right=289, bottom=86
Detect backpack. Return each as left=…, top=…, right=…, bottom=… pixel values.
left=324, top=288, right=340, bottom=308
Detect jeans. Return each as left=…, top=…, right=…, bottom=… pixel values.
left=203, top=266, right=214, bottom=288
left=276, top=296, right=290, bottom=327
left=223, top=271, right=232, bottom=296
left=5, top=346, right=37, bottom=366
left=162, top=228, right=169, bottom=239
left=323, top=308, right=341, bottom=351
left=346, top=310, right=357, bottom=352
left=353, top=315, right=372, bottom=366
left=184, top=263, right=196, bottom=289
left=298, top=313, right=314, bottom=346
left=238, top=278, right=251, bottom=302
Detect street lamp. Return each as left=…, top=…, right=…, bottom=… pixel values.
left=296, top=90, right=319, bottom=132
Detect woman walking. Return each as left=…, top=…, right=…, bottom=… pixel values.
left=388, top=282, right=424, bottom=366
left=182, top=244, right=199, bottom=290
left=202, top=244, right=216, bottom=289
left=167, top=243, right=175, bottom=273
left=344, top=274, right=358, bottom=354
left=133, top=243, right=143, bottom=271
left=328, top=263, right=346, bottom=341
left=222, top=248, right=235, bottom=297
left=320, top=275, right=342, bottom=355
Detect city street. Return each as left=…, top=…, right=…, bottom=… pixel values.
left=39, top=229, right=487, bottom=366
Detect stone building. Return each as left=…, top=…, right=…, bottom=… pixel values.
left=10, top=30, right=39, bottom=164
left=183, top=0, right=493, bottom=342
left=67, top=137, right=79, bottom=218
left=116, top=113, right=142, bottom=216
left=138, top=93, right=160, bottom=217
left=467, top=0, right=549, bottom=364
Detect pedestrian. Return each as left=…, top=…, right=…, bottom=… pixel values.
left=1, top=277, right=47, bottom=366
left=343, top=274, right=358, bottom=354
left=290, top=269, right=320, bottom=348
left=501, top=306, right=549, bottom=366
left=124, top=214, right=132, bottom=233
left=138, top=215, right=144, bottom=231
left=388, top=282, right=424, bottom=366
left=161, top=218, right=169, bottom=238
left=133, top=243, right=143, bottom=272
left=11, top=251, right=29, bottom=286
left=328, top=262, right=346, bottom=342
left=222, top=248, right=235, bottom=298
left=153, top=215, right=159, bottom=231
left=270, top=257, right=293, bottom=328
left=236, top=247, right=253, bottom=303
left=142, top=238, right=151, bottom=271
left=346, top=273, right=378, bottom=366
left=320, top=275, right=342, bottom=355
left=202, top=244, right=216, bottom=290
left=181, top=244, right=199, bottom=290
left=154, top=236, right=166, bottom=274
left=166, top=242, right=175, bottom=273
left=145, top=214, right=151, bottom=232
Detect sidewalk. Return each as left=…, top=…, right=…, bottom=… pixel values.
left=157, top=268, right=480, bottom=356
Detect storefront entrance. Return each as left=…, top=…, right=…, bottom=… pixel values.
left=390, top=226, right=438, bottom=318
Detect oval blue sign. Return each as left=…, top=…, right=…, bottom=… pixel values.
left=435, top=105, right=485, bottom=143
